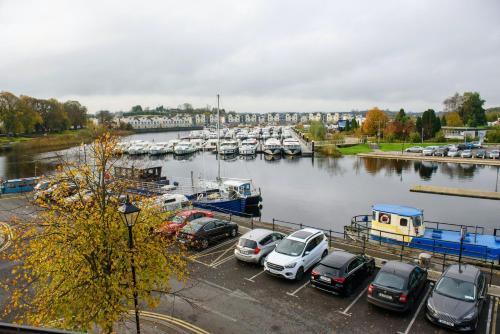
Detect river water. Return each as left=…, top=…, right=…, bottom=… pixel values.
left=1, top=131, right=498, bottom=232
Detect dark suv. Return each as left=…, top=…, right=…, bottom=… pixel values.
left=426, top=264, right=487, bottom=332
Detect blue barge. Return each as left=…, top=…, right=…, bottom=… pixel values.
left=1, top=177, right=40, bottom=194
left=351, top=204, right=500, bottom=262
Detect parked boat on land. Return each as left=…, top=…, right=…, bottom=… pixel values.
left=263, top=138, right=282, bottom=155
left=282, top=138, right=302, bottom=156
left=349, top=204, right=500, bottom=261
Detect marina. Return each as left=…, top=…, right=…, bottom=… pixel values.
left=410, top=184, right=500, bottom=200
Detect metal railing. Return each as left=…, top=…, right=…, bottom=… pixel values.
left=261, top=216, right=497, bottom=286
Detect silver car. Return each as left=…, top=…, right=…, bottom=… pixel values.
left=234, top=229, right=286, bottom=265
left=422, top=146, right=438, bottom=156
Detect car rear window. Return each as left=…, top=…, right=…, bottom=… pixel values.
left=238, top=238, right=257, bottom=249
left=373, top=272, right=406, bottom=290
left=317, top=264, right=340, bottom=277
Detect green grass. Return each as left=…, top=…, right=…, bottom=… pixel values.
left=337, top=144, right=372, bottom=155
left=378, top=142, right=448, bottom=152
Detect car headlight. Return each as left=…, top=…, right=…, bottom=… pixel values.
left=427, top=300, right=436, bottom=315
left=463, top=310, right=476, bottom=321
left=285, top=262, right=297, bottom=268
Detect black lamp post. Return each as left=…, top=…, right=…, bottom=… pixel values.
left=118, top=196, right=141, bottom=334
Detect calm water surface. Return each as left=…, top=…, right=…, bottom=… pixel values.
left=1, top=131, right=498, bottom=232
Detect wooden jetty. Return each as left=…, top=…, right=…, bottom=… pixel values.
left=410, top=185, right=500, bottom=200
left=290, top=128, right=313, bottom=156
left=358, top=152, right=500, bottom=166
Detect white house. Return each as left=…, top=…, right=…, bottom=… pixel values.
left=267, top=113, right=280, bottom=124
left=285, top=113, right=298, bottom=124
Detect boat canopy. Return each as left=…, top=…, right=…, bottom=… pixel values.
left=372, top=204, right=422, bottom=217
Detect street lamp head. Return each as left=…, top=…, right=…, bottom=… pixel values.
left=118, top=196, right=141, bottom=227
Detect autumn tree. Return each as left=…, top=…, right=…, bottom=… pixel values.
left=2, top=134, right=187, bottom=333
left=445, top=111, right=464, bottom=127
left=0, top=92, right=23, bottom=133
left=362, top=107, right=389, bottom=136
left=64, top=101, right=87, bottom=129
left=309, top=121, right=326, bottom=140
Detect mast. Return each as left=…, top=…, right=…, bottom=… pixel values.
left=217, top=94, right=221, bottom=181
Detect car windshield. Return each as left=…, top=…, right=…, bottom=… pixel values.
left=275, top=239, right=305, bottom=257
left=373, top=272, right=406, bottom=290
left=238, top=238, right=257, bottom=249
left=181, top=221, right=203, bottom=233
left=435, top=277, right=476, bottom=302
left=171, top=215, right=185, bottom=224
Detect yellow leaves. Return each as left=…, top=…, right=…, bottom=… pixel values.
left=2, top=133, right=188, bottom=332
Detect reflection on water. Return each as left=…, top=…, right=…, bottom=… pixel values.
left=1, top=136, right=499, bottom=231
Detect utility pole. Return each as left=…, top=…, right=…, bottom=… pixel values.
left=421, top=126, right=424, bottom=144
left=216, top=94, right=221, bottom=182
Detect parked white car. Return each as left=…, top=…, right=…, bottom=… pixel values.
left=422, top=146, right=438, bottom=156
left=489, top=150, right=500, bottom=159
left=264, top=228, right=328, bottom=280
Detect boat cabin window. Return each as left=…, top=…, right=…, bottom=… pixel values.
left=400, top=218, right=408, bottom=227
left=413, top=215, right=423, bottom=227
left=239, top=183, right=251, bottom=196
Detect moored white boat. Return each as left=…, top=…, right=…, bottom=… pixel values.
left=149, top=142, right=169, bottom=155
left=282, top=138, right=301, bottom=156
left=239, top=138, right=258, bottom=155
left=219, top=140, right=239, bottom=155
left=174, top=141, right=197, bottom=155
left=263, top=138, right=282, bottom=155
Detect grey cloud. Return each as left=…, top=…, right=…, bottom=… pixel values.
left=0, top=0, right=499, bottom=113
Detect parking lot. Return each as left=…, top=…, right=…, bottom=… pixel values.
left=149, top=229, right=500, bottom=334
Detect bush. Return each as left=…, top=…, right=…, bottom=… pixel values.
left=486, top=127, right=500, bottom=143
left=309, top=121, right=326, bottom=141
left=409, top=132, right=421, bottom=143
left=318, top=145, right=342, bottom=157
left=434, top=131, right=446, bottom=142
left=384, top=133, right=396, bottom=143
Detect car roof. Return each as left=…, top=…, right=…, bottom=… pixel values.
left=240, top=228, right=274, bottom=241
left=321, top=251, right=356, bottom=268
left=380, top=261, right=416, bottom=276
left=289, top=228, right=322, bottom=241
left=190, top=217, right=217, bottom=224
left=179, top=209, right=208, bottom=217
left=444, top=264, right=479, bottom=282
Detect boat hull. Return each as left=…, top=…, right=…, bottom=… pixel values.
left=370, top=229, right=500, bottom=261
left=193, top=198, right=247, bottom=216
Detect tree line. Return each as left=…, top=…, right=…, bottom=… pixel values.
left=0, top=91, right=87, bottom=134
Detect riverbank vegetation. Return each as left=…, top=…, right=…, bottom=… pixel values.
left=0, top=92, right=87, bottom=134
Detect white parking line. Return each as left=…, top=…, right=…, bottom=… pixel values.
left=211, top=255, right=235, bottom=268
left=397, top=286, right=431, bottom=334
left=244, top=270, right=265, bottom=283
left=486, top=296, right=494, bottom=334
left=491, top=297, right=498, bottom=334
left=194, top=238, right=238, bottom=256
left=210, top=244, right=235, bottom=266
left=338, top=286, right=368, bottom=316
left=286, top=281, right=310, bottom=298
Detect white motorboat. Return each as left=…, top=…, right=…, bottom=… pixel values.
left=239, top=138, right=258, bottom=155
left=263, top=138, right=282, bottom=155
left=203, top=139, right=219, bottom=151
left=149, top=142, right=169, bottom=155
left=165, top=139, right=180, bottom=153
left=115, top=142, right=130, bottom=154
left=128, top=141, right=150, bottom=155
left=174, top=141, right=197, bottom=155
left=190, top=138, right=206, bottom=150
left=153, top=193, right=190, bottom=212
left=282, top=138, right=302, bottom=155
left=219, top=140, right=239, bottom=155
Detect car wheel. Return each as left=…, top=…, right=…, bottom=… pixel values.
left=230, top=228, right=237, bottom=238
left=321, top=250, right=328, bottom=259
left=407, top=296, right=415, bottom=312
left=201, top=239, right=209, bottom=249
left=259, top=255, right=266, bottom=266
left=367, top=263, right=375, bottom=275
left=295, top=267, right=304, bottom=281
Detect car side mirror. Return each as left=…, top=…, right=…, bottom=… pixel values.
left=304, top=251, right=310, bottom=256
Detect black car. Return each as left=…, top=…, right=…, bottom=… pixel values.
left=367, top=261, right=427, bottom=312
left=311, top=251, right=375, bottom=296
left=474, top=149, right=487, bottom=159
left=426, top=264, right=487, bottom=332
left=177, top=217, right=238, bottom=249
left=433, top=147, right=448, bottom=157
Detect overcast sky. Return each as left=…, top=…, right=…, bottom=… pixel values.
left=1, top=0, right=499, bottom=113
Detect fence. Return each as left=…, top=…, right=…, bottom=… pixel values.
left=261, top=216, right=497, bottom=286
